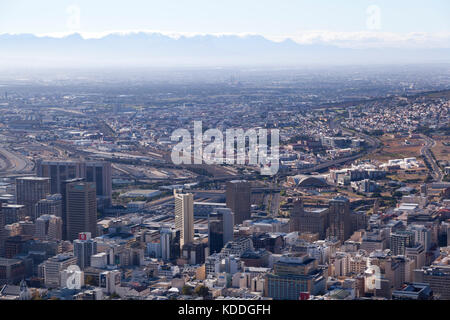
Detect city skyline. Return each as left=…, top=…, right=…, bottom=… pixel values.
left=0, top=0, right=449, bottom=307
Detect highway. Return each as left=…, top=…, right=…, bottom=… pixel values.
left=294, top=119, right=381, bottom=175
left=420, top=134, right=443, bottom=182
left=0, top=146, right=34, bottom=174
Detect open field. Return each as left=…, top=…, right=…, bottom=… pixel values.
left=386, top=170, right=429, bottom=185
left=364, top=134, right=424, bottom=162
left=431, top=135, right=450, bottom=164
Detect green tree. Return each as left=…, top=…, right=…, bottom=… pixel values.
left=181, top=285, right=193, bottom=295
left=194, top=285, right=209, bottom=298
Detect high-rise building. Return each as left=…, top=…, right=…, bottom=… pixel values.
left=66, top=181, right=97, bottom=241
left=4, top=235, right=32, bottom=259
left=43, top=253, right=77, bottom=288
left=35, top=160, right=84, bottom=195
left=36, top=160, right=112, bottom=207
left=35, top=214, right=62, bottom=241
left=15, top=177, right=50, bottom=219
left=0, top=258, right=26, bottom=284
left=61, top=178, right=85, bottom=240
left=448, top=224, right=450, bottom=247
left=409, top=225, right=431, bottom=251
left=327, top=196, right=351, bottom=243
left=35, top=194, right=62, bottom=219
left=289, top=198, right=304, bottom=233
left=414, top=265, right=450, bottom=300
left=265, top=254, right=326, bottom=300
left=0, top=201, right=6, bottom=257
left=208, top=208, right=234, bottom=254
left=174, top=189, right=194, bottom=249
left=181, top=241, right=209, bottom=265
left=390, top=231, right=414, bottom=256
left=85, top=161, right=112, bottom=208
left=99, top=270, right=121, bottom=295
left=160, top=227, right=171, bottom=262
left=221, top=237, right=254, bottom=257
left=73, top=232, right=97, bottom=270
left=2, top=204, right=26, bottom=225
left=226, top=180, right=251, bottom=225
left=289, top=198, right=328, bottom=238
left=160, top=226, right=180, bottom=262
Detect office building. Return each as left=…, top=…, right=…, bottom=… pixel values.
left=409, top=225, right=432, bottom=251
left=35, top=215, right=62, bottom=241
left=99, top=270, right=121, bottom=295
left=61, top=178, right=85, bottom=240
left=66, top=181, right=97, bottom=241
left=208, top=208, right=234, bottom=254
left=226, top=180, right=251, bottom=225
left=160, top=227, right=180, bottom=262
left=0, top=258, right=26, bottom=284
left=174, top=189, right=194, bottom=249
left=181, top=241, right=208, bottom=265
left=0, top=202, right=5, bottom=257
left=85, top=161, right=112, bottom=208
left=221, top=237, right=254, bottom=257
left=391, top=231, right=415, bottom=256
left=265, top=254, right=326, bottom=300
left=73, top=232, right=97, bottom=270
left=15, top=177, right=50, bottom=219
left=290, top=198, right=328, bottom=239
left=35, top=194, right=62, bottom=219
left=36, top=160, right=112, bottom=207
left=2, top=204, right=26, bottom=225
left=252, top=233, right=284, bottom=254
left=4, top=235, right=31, bottom=259
left=392, top=283, right=433, bottom=300
left=327, top=196, right=351, bottom=243
left=414, top=266, right=450, bottom=300
left=43, top=253, right=77, bottom=288
left=36, top=160, right=84, bottom=194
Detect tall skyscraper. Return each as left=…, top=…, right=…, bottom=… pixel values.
left=226, top=180, right=251, bottom=225
left=174, top=189, right=194, bottom=249
left=61, top=178, right=85, bottom=240
left=289, top=198, right=328, bottom=239
left=35, top=214, right=62, bottom=241
left=15, top=177, right=50, bottom=220
left=159, top=227, right=180, bottom=263
left=66, top=181, right=97, bottom=241
left=160, top=227, right=173, bottom=262
left=85, top=161, right=112, bottom=208
left=208, top=208, right=234, bottom=254
left=35, top=160, right=84, bottom=194
left=0, top=200, right=5, bottom=257
left=289, top=198, right=304, bottom=233
left=409, top=224, right=431, bottom=251
left=390, top=231, right=414, bottom=256
left=35, top=194, right=62, bottom=219
left=327, top=196, right=351, bottom=243
left=73, top=232, right=97, bottom=270
left=36, top=159, right=112, bottom=207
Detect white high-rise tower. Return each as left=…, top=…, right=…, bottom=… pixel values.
left=174, top=189, right=194, bottom=249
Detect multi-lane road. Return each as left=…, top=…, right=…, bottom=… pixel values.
left=295, top=119, right=381, bottom=174
left=420, top=134, right=444, bottom=182
left=0, top=146, right=34, bottom=176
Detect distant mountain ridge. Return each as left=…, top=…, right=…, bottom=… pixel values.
left=1, top=32, right=449, bottom=68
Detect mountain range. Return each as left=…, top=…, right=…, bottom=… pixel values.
left=1, top=32, right=450, bottom=68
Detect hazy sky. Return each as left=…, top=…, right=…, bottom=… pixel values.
left=1, top=0, right=449, bottom=36
left=0, top=1, right=449, bottom=67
